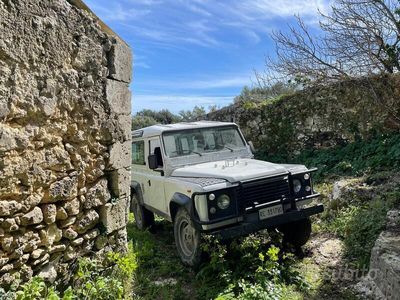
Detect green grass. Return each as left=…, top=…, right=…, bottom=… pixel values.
left=127, top=218, right=310, bottom=299
left=320, top=188, right=400, bottom=267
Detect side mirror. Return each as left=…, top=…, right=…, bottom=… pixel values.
left=148, top=154, right=158, bottom=170
left=248, top=141, right=256, bottom=154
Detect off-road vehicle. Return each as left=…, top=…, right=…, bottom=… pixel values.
left=130, top=121, right=323, bottom=266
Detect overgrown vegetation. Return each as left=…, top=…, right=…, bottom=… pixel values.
left=258, top=133, right=400, bottom=180
left=0, top=247, right=138, bottom=300
left=318, top=182, right=400, bottom=267
left=126, top=216, right=309, bottom=300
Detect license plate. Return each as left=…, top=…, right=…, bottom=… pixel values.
left=259, top=205, right=283, bottom=220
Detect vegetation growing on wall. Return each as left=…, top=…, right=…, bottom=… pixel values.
left=208, top=74, right=400, bottom=159
left=258, top=133, right=400, bottom=179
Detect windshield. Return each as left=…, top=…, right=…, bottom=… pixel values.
left=163, top=126, right=246, bottom=158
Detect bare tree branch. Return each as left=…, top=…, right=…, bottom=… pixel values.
left=262, top=0, right=400, bottom=85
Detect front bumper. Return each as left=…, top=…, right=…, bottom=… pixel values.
left=202, top=204, right=324, bottom=240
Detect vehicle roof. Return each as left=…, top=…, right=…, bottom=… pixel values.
left=132, top=121, right=237, bottom=139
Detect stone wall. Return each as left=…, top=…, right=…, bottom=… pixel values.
left=0, top=0, right=132, bottom=286
left=355, top=210, right=400, bottom=299
left=207, top=75, right=400, bottom=158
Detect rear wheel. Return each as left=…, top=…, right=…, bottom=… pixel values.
left=278, top=218, right=312, bottom=248
left=131, top=193, right=154, bottom=230
left=173, top=208, right=202, bottom=267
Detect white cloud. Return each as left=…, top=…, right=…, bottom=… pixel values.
left=233, top=0, right=329, bottom=19
left=90, top=0, right=330, bottom=50
left=137, top=74, right=253, bottom=90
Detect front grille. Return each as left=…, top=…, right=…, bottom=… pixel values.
left=238, top=176, right=290, bottom=210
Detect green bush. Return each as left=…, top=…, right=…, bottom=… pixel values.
left=196, top=236, right=308, bottom=299
left=3, top=246, right=138, bottom=300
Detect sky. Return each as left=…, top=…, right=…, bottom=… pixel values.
left=85, top=0, right=330, bottom=114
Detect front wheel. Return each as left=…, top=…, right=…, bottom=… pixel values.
left=131, top=193, right=154, bottom=230
left=173, top=208, right=202, bottom=267
left=278, top=217, right=312, bottom=248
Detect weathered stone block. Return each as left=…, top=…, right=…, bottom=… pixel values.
left=108, top=141, right=131, bottom=170
left=40, top=224, right=62, bottom=247
left=38, top=263, right=57, bottom=283
left=20, top=207, right=43, bottom=225
left=108, top=37, right=132, bottom=83
left=59, top=216, right=76, bottom=228
left=99, top=198, right=128, bottom=234
left=109, top=167, right=130, bottom=198
left=31, top=248, right=46, bottom=260
left=49, top=244, right=66, bottom=254
left=106, top=79, right=131, bottom=115
left=83, top=178, right=111, bottom=209
left=63, top=227, right=78, bottom=240
left=63, top=198, right=80, bottom=216
left=42, top=204, right=56, bottom=224
left=83, top=228, right=100, bottom=240
left=45, top=176, right=78, bottom=203
left=0, top=201, right=22, bottom=217
left=56, top=206, right=68, bottom=220
left=118, top=113, right=132, bottom=142
left=71, top=237, right=84, bottom=246
left=75, top=209, right=99, bottom=234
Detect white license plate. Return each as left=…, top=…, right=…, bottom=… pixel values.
left=259, top=205, right=283, bottom=220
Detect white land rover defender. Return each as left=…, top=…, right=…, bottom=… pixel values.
left=131, top=121, right=323, bottom=266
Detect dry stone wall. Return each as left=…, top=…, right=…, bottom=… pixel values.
left=355, top=210, right=400, bottom=299
left=207, top=75, right=400, bottom=158
left=0, top=0, right=132, bottom=286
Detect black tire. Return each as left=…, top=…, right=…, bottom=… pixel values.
left=278, top=218, right=312, bottom=248
left=131, top=193, right=154, bottom=230
left=173, top=208, right=202, bottom=267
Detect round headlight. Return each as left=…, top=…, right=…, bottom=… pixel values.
left=293, top=179, right=302, bottom=193
left=305, top=185, right=311, bottom=192
left=217, top=194, right=230, bottom=210
left=209, top=207, right=216, bottom=214
left=304, top=173, right=310, bottom=180
left=209, top=193, right=216, bottom=201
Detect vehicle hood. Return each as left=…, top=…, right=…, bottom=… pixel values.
left=171, top=158, right=306, bottom=182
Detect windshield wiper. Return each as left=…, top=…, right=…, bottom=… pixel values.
left=222, top=145, right=234, bottom=152
left=190, top=150, right=202, bottom=156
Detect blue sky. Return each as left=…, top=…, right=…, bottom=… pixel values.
left=86, top=0, right=329, bottom=114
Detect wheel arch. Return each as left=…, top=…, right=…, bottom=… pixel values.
left=169, top=193, right=193, bottom=222
left=131, top=181, right=144, bottom=205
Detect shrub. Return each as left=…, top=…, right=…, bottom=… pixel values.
left=3, top=246, right=138, bottom=300
left=196, top=236, right=309, bottom=299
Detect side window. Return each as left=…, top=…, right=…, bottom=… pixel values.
left=149, top=138, right=163, bottom=167
left=132, top=141, right=145, bottom=165
left=149, top=138, right=161, bottom=154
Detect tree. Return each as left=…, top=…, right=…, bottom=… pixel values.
left=131, top=106, right=209, bottom=130
left=131, top=115, right=157, bottom=130
left=265, top=0, right=400, bottom=84
left=179, top=106, right=206, bottom=121
left=136, top=109, right=180, bottom=124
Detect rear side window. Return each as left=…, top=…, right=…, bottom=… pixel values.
left=132, top=141, right=145, bottom=165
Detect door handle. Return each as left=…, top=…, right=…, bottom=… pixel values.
left=148, top=180, right=151, bottom=187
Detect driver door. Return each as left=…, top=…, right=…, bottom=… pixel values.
left=144, top=137, right=167, bottom=213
